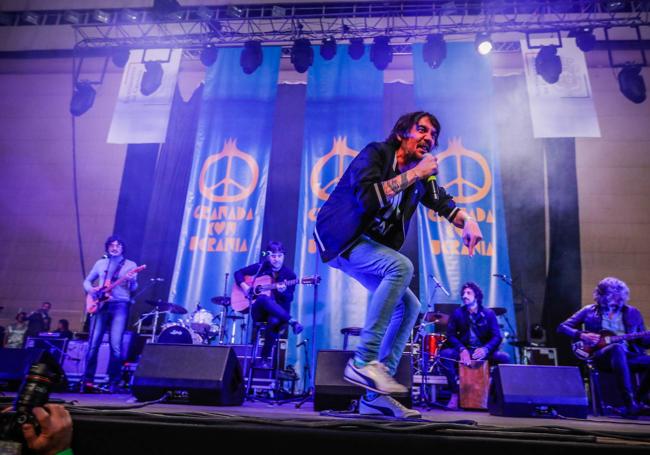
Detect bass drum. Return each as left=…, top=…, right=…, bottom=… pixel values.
left=157, top=323, right=202, bottom=345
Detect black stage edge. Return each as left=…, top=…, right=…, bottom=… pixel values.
left=14, top=394, right=648, bottom=454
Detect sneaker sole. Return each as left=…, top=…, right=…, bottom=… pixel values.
left=359, top=400, right=421, bottom=419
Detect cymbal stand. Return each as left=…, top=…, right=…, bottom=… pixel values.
left=416, top=322, right=441, bottom=407
left=218, top=273, right=230, bottom=345
left=495, top=274, right=535, bottom=362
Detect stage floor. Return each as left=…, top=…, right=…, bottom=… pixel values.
left=12, top=392, right=647, bottom=453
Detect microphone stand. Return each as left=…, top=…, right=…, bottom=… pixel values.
left=243, top=257, right=267, bottom=399
left=295, top=258, right=319, bottom=408
left=494, top=274, right=535, bottom=362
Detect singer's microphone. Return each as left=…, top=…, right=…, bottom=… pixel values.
left=427, top=174, right=440, bottom=201
left=296, top=338, right=308, bottom=348
left=101, top=254, right=109, bottom=259
left=429, top=274, right=450, bottom=297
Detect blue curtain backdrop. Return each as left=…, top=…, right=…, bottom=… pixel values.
left=412, top=43, right=517, bottom=359
left=169, top=47, right=281, bottom=322
left=291, top=44, right=384, bottom=383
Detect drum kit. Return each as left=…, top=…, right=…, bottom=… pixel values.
left=136, top=296, right=244, bottom=345
left=412, top=306, right=508, bottom=406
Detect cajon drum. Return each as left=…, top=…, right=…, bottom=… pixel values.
left=460, top=360, right=490, bottom=410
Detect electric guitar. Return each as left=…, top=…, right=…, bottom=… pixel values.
left=85, top=264, right=147, bottom=314
left=230, top=274, right=320, bottom=313
left=572, top=329, right=650, bottom=360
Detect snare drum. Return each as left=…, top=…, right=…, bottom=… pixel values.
left=158, top=323, right=202, bottom=344
left=423, top=333, right=446, bottom=356
left=190, top=309, right=215, bottom=332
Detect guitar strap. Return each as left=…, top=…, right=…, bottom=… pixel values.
left=102, top=258, right=126, bottom=286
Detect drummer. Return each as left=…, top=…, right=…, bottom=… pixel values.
left=438, top=281, right=510, bottom=409
left=234, top=240, right=303, bottom=368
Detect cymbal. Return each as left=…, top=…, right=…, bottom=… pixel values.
left=211, top=296, right=231, bottom=306
left=145, top=300, right=188, bottom=315
left=423, top=311, right=449, bottom=324
left=491, top=307, right=507, bottom=316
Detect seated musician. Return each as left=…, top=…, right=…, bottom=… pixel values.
left=234, top=240, right=303, bottom=367
left=439, top=282, right=510, bottom=409
left=558, top=276, right=650, bottom=417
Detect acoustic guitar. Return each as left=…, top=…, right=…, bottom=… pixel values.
left=85, top=264, right=147, bottom=314
left=231, top=274, right=320, bottom=312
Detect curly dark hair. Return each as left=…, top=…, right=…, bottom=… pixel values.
left=104, top=234, right=126, bottom=254
left=461, top=281, right=483, bottom=306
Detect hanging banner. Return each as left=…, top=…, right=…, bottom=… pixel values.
left=108, top=48, right=182, bottom=144
left=291, top=44, right=383, bottom=379
left=413, top=43, right=517, bottom=357
left=521, top=37, right=601, bottom=138
left=169, top=47, right=281, bottom=318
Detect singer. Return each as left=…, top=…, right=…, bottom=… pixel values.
left=233, top=240, right=303, bottom=369
left=314, top=111, right=482, bottom=418
left=81, top=235, right=140, bottom=393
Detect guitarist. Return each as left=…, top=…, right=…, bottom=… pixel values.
left=558, top=276, right=650, bottom=417
left=81, top=235, right=139, bottom=392
left=234, top=240, right=303, bottom=368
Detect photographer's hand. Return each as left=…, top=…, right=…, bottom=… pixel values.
left=22, top=404, right=72, bottom=455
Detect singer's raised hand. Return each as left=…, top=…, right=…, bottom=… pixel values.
left=461, top=215, right=483, bottom=257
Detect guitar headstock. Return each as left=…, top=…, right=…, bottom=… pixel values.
left=301, top=275, right=321, bottom=286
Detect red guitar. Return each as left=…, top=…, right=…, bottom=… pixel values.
left=85, top=264, right=147, bottom=314
left=230, top=274, right=320, bottom=312
left=572, top=329, right=650, bottom=360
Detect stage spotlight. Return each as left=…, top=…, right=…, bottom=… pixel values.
left=320, top=37, right=337, bottom=61
left=535, top=45, right=562, bottom=84
left=241, top=40, right=263, bottom=74
left=121, top=9, right=139, bottom=23
left=618, top=65, right=646, bottom=104
left=63, top=10, right=82, bottom=25
left=152, top=0, right=182, bottom=20
left=348, top=38, right=364, bottom=60
left=200, top=46, right=218, bottom=67
left=21, top=11, right=40, bottom=25
left=291, top=38, right=314, bottom=73
left=475, top=33, right=493, bottom=55
left=227, top=5, right=244, bottom=18
left=370, top=36, right=392, bottom=71
left=112, top=48, right=130, bottom=68
left=91, top=9, right=111, bottom=24
left=141, top=61, right=164, bottom=96
left=570, top=28, right=596, bottom=52
left=422, top=34, right=446, bottom=69
left=70, top=82, right=96, bottom=117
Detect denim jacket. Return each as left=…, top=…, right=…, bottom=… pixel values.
left=446, top=305, right=503, bottom=354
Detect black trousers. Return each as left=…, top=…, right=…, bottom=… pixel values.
left=593, top=343, right=650, bottom=403
left=251, top=295, right=291, bottom=359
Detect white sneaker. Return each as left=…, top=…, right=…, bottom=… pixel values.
left=359, top=394, right=422, bottom=419
left=343, top=359, right=408, bottom=395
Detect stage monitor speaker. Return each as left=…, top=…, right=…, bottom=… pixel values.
left=0, top=348, right=67, bottom=391
left=314, top=350, right=412, bottom=411
left=132, top=344, right=244, bottom=405
left=488, top=364, right=588, bottom=418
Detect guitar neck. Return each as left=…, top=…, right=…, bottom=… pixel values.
left=261, top=278, right=300, bottom=291
left=614, top=331, right=650, bottom=343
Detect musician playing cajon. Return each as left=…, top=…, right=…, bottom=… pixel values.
left=558, top=276, right=650, bottom=417
left=233, top=240, right=303, bottom=368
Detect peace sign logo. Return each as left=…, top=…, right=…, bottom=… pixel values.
left=436, top=138, right=492, bottom=204
left=310, top=136, right=359, bottom=201
left=199, top=138, right=260, bottom=203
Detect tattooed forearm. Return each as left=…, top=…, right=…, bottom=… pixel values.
left=381, top=170, right=419, bottom=199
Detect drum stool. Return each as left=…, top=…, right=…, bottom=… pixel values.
left=340, top=327, right=362, bottom=350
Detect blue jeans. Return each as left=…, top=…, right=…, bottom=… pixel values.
left=83, top=301, right=129, bottom=384
left=329, top=236, right=421, bottom=376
